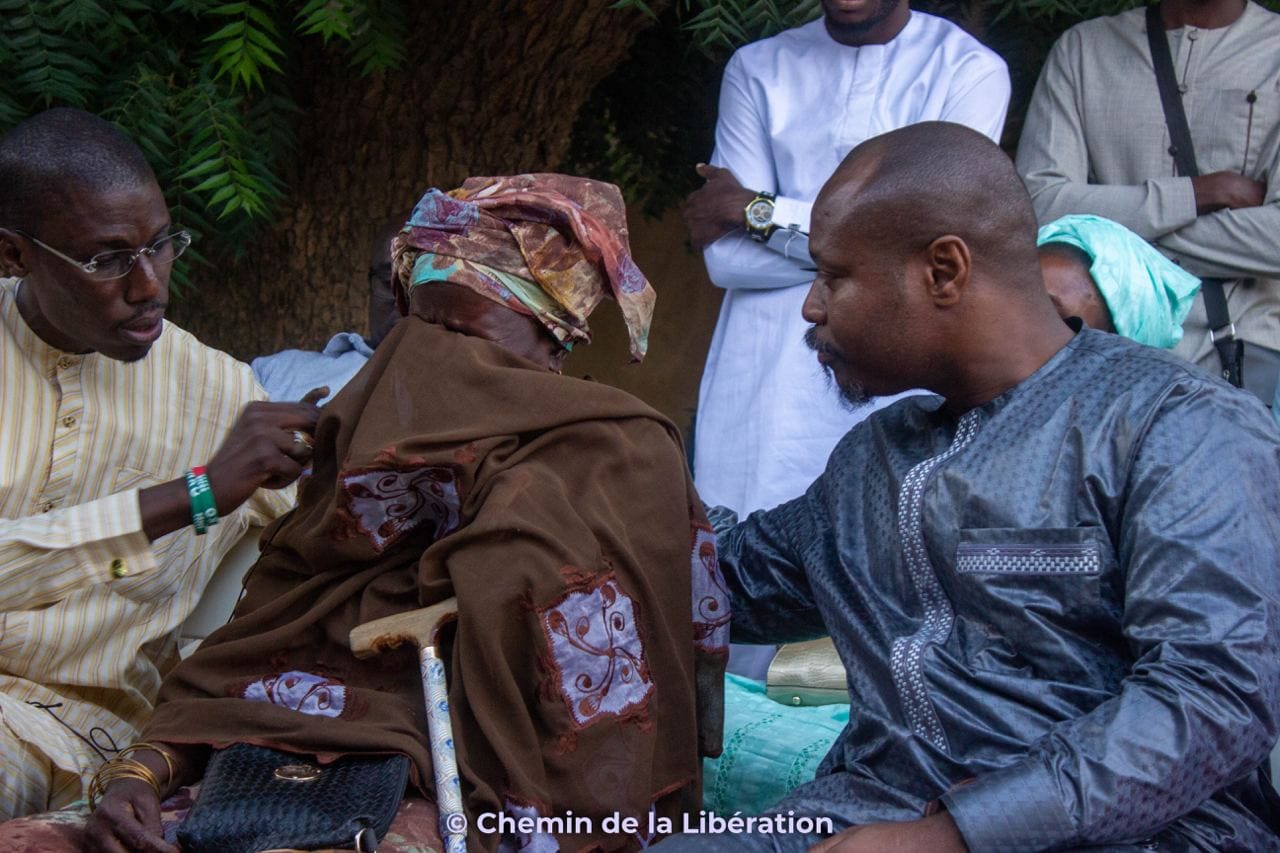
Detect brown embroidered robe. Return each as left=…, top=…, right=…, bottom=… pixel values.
left=143, top=317, right=727, bottom=851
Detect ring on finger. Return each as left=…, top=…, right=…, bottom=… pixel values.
left=291, top=429, right=314, bottom=455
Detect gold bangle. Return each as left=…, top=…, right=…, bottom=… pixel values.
left=89, top=764, right=158, bottom=801
left=120, top=742, right=177, bottom=787
left=88, top=766, right=159, bottom=811
left=87, top=758, right=161, bottom=811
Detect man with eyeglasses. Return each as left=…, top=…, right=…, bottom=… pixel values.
left=251, top=221, right=402, bottom=404
left=0, top=108, right=319, bottom=819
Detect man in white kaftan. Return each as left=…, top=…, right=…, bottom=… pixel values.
left=688, top=1, right=1011, bottom=520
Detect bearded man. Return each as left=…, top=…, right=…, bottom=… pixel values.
left=662, top=122, right=1280, bottom=851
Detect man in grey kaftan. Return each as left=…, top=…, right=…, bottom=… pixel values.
left=660, top=122, right=1280, bottom=852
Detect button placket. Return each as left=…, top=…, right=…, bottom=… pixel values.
left=44, top=354, right=85, bottom=512
left=1175, top=27, right=1199, bottom=95
left=841, top=46, right=886, bottom=149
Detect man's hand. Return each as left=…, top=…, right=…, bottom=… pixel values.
left=204, top=390, right=325, bottom=514
left=683, top=163, right=758, bottom=248
left=1192, top=171, right=1266, bottom=214
left=137, top=387, right=324, bottom=541
left=84, top=778, right=176, bottom=853
left=807, top=813, right=968, bottom=853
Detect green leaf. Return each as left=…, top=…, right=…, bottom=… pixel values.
left=201, top=2, right=284, bottom=90
left=208, top=183, right=237, bottom=205
left=244, top=4, right=277, bottom=30
left=610, top=0, right=657, bottom=19
left=344, top=0, right=405, bottom=74
left=0, top=0, right=421, bottom=293
left=204, top=20, right=246, bottom=40
left=296, top=0, right=352, bottom=41
left=191, top=171, right=232, bottom=192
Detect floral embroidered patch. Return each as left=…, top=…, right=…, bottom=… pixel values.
left=539, top=575, right=654, bottom=730
left=690, top=524, right=730, bottom=654
left=338, top=463, right=462, bottom=552
left=240, top=670, right=347, bottom=718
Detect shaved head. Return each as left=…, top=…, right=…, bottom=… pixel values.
left=817, top=121, right=1041, bottom=290
left=802, top=122, right=1074, bottom=410
left=0, top=108, right=158, bottom=233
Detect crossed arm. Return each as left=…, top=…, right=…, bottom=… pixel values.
left=1017, top=33, right=1279, bottom=280
left=685, top=51, right=1011, bottom=293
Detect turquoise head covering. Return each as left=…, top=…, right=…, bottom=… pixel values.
left=1036, top=214, right=1201, bottom=349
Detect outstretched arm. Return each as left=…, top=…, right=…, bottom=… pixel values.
left=718, top=477, right=829, bottom=645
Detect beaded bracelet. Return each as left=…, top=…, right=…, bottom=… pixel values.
left=185, top=466, right=219, bottom=535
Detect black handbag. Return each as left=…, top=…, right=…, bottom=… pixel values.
left=177, top=744, right=409, bottom=853
left=1146, top=3, right=1280, bottom=405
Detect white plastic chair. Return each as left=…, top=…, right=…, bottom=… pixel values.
left=178, top=526, right=262, bottom=658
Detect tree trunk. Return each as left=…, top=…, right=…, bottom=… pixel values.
left=170, top=1, right=665, bottom=359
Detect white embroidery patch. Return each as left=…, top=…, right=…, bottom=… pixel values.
left=690, top=526, right=730, bottom=653
left=541, top=578, right=654, bottom=729
left=341, top=465, right=461, bottom=552
left=242, top=670, right=347, bottom=718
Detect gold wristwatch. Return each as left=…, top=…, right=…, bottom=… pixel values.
left=744, top=190, right=777, bottom=242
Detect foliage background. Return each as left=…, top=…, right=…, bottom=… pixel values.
left=0, top=0, right=408, bottom=288
left=2, top=0, right=1278, bottom=288
left=3, top=0, right=1277, bottom=432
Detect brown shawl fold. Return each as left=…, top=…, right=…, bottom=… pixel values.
left=143, top=316, right=728, bottom=851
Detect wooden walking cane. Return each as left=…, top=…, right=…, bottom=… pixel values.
left=350, top=598, right=467, bottom=853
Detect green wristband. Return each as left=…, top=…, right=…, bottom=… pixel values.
left=185, top=467, right=219, bottom=535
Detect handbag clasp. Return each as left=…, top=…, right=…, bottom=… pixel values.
left=273, top=763, right=321, bottom=782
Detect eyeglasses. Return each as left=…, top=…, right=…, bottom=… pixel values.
left=17, top=230, right=192, bottom=281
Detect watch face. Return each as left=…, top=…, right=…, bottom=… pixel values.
left=747, top=199, right=774, bottom=228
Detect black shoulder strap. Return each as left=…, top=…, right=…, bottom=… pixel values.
left=1146, top=3, right=1199, bottom=178
left=1145, top=3, right=1241, bottom=385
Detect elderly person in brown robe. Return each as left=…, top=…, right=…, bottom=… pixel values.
left=74, top=174, right=726, bottom=853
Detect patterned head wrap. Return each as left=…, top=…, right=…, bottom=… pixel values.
left=391, top=173, right=656, bottom=361
left=1036, top=214, right=1201, bottom=349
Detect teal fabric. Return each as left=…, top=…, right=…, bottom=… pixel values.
left=702, top=674, right=849, bottom=815
left=1036, top=214, right=1200, bottom=349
